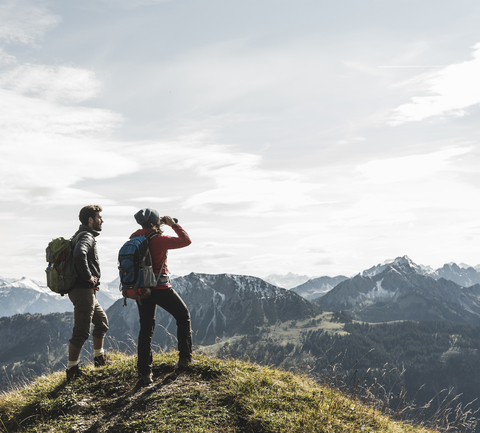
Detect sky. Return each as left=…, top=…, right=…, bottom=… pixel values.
left=1, top=0, right=480, bottom=284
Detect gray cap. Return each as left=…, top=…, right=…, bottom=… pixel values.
left=134, top=208, right=160, bottom=227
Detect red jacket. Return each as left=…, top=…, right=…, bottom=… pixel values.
left=131, top=224, right=191, bottom=289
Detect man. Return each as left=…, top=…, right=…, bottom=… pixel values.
left=131, top=208, right=192, bottom=385
left=66, top=205, right=110, bottom=381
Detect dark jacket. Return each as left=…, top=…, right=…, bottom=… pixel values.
left=72, top=225, right=101, bottom=288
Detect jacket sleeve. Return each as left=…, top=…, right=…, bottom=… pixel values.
left=149, top=224, right=191, bottom=275
left=158, top=224, right=192, bottom=250
left=73, top=232, right=95, bottom=281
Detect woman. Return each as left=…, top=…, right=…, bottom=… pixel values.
left=132, top=208, right=192, bottom=385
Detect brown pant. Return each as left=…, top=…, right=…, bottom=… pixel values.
left=68, top=288, right=109, bottom=348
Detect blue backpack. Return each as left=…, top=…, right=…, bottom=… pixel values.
left=118, top=233, right=167, bottom=305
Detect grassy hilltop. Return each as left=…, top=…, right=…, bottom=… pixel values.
left=0, top=352, right=438, bottom=433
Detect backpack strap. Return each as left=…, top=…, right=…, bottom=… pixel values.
left=146, top=232, right=159, bottom=241
left=154, top=253, right=169, bottom=287
left=129, top=231, right=158, bottom=240
left=146, top=233, right=169, bottom=287
left=70, top=231, right=84, bottom=247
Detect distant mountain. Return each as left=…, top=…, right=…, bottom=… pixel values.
left=0, top=276, right=121, bottom=318
left=263, top=272, right=312, bottom=289
left=290, top=275, right=348, bottom=300
left=429, top=263, right=480, bottom=287
left=287, top=255, right=480, bottom=303
left=107, top=272, right=321, bottom=349
left=359, top=255, right=480, bottom=288
left=457, top=262, right=480, bottom=272
left=0, top=277, right=70, bottom=317
left=316, top=257, right=480, bottom=324
left=360, top=255, right=429, bottom=277
left=101, top=277, right=123, bottom=305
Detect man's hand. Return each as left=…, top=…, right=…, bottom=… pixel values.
left=162, top=216, right=176, bottom=227
left=88, top=276, right=98, bottom=287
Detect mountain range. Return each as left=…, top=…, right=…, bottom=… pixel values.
left=107, top=272, right=320, bottom=351
left=0, top=276, right=121, bottom=317
left=316, top=255, right=480, bottom=324
left=361, top=255, right=480, bottom=287
left=4, top=254, right=480, bottom=324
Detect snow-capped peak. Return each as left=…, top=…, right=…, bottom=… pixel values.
left=1, top=277, right=50, bottom=294
left=361, top=255, right=422, bottom=277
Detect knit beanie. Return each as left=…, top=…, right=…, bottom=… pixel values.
left=134, top=208, right=160, bottom=228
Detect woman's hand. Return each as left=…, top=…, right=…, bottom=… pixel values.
left=162, top=216, right=176, bottom=227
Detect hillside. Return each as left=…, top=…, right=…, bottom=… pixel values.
left=0, top=351, right=440, bottom=433
left=201, top=313, right=480, bottom=429
left=0, top=313, right=74, bottom=387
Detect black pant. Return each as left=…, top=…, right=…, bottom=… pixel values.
left=136, top=287, right=192, bottom=375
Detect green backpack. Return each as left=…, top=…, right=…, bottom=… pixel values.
left=45, top=233, right=82, bottom=295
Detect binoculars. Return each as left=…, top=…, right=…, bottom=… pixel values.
left=160, top=217, right=178, bottom=224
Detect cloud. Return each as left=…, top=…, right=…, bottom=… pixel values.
left=356, top=147, right=471, bottom=184
left=0, top=140, right=134, bottom=204
left=0, top=48, right=16, bottom=65
left=130, top=36, right=334, bottom=120
left=0, top=85, right=120, bottom=135
left=0, top=87, right=132, bottom=204
left=0, top=1, right=142, bottom=208
left=121, top=135, right=320, bottom=217
left=0, top=61, right=318, bottom=214
left=0, top=11, right=323, bottom=217
left=0, top=212, right=15, bottom=221
left=389, top=42, right=480, bottom=125
left=27, top=187, right=110, bottom=206
left=299, top=147, right=475, bottom=230
left=184, top=171, right=318, bottom=217
left=0, top=0, right=60, bottom=46
left=0, top=64, right=102, bottom=103
left=203, top=241, right=254, bottom=249
left=96, top=0, right=170, bottom=8
left=129, top=197, right=176, bottom=203
left=100, top=206, right=140, bottom=217
left=172, top=249, right=236, bottom=276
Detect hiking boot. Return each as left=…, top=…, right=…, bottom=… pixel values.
left=66, top=365, right=85, bottom=382
left=141, top=373, right=153, bottom=385
left=94, top=354, right=112, bottom=367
